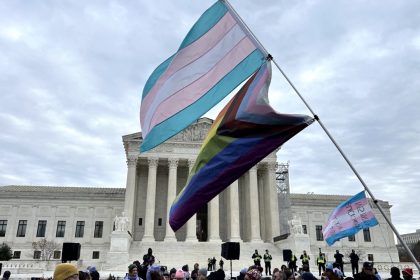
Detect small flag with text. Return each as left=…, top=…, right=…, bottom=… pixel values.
left=323, top=191, right=379, bottom=246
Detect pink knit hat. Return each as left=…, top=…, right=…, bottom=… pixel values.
left=246, top=269, right=262, bottom=280
left=175, top=270, right=185, bottom=279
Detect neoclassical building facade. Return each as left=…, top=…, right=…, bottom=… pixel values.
left=0, top=118, right=399, bottom=273
left=122, top=117, right=280, bottom=244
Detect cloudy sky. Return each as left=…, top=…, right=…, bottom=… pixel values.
left=1, top=0, right=419, bottom=235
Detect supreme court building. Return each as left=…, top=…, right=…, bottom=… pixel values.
left=0, top=118, right=399, bottom=273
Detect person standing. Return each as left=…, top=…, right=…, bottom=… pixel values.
left=387, top=267, right=403, bottom=280
left=316, top=253, right=326, bottom=276
left=219, top=259, right=224, bottom=270
left=263, top=249, right=273, bottom=276
left=211, top=257, right=217, bottom=271
left=143, top=248, right=155, bottom=267
left=354, top=262, right=376, bottom=280
left=300, top=250, right=310, bottom=269
left=89, top=266, right=100, bottom=280
left=350, top=250, right=360, bottom=276
left=191, top=263, right=199, bottom=280
left=334, top=250, right=344, bottom=274
left=53, top=263, right=79, bottom=280
left=252, top=249, right=262, bottom=267
left=402, top=268, right=413, bottom=280
left=288, top=252, right=298, bottom=273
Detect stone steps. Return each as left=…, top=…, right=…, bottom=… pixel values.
left=128, top=241, right=288, bottom=272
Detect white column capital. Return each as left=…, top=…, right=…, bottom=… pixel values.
left=168, top=158, right=179, bottom=169
left=267, top=161, right=278, bottom=172
left=187, top=159, right=196, bottom=168
left=257, top=161, right=266, bottom=170
left=126, top=156, right=138, bottom=167
left=148, top=157, right=159, bottom=167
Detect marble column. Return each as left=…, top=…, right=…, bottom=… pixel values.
left=248, top=166, right=262, bottom=242
left=227, top=180, right=242, bottom=241
left=258, top=168, right=267, bottom=242
left=143, top=158, right=158, bottom=241
left=267, top=162, right=280, bottom=239
left=123, top=156, right=138, bottom=234
left=207, top=195, right=221, bottom=242
left=165, top=158, right=178, bottom=241
left=185, top=159, right=198, bottom=242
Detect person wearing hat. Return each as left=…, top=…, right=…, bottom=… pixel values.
left=175, top=270, right=185, bottom=280
left=354, top=262, right=376, bottom=280
left=263, top=249, right=272, bottom=276
left=237, top=268, right=248, bottom=280
left=402, top=268, right=413, bottom=280
left=252, top=250, right=262, bottom=267
left=324, top=263, right=340, bottom=280
left=124, top=264, right=141, bottom=280
left=89, top=266, right=99, bottom=280
left=53, top=263, right=79, bottom=280
left=198, top=268, right=208, bottom=278
left=317, top=252, right=326, bottom=276
left=300, top=251, right=311, bottom=269
left=245, top=269, right=262, bottom=280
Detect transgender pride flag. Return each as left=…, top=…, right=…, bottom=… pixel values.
left=323, top=191, right=379, bottom=246
left=169, top=61, right=314, bottom=231
left=140, top=1, right=266, bottom=152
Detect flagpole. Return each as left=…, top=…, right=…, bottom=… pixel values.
left=222, top=0, right=420, bottom=271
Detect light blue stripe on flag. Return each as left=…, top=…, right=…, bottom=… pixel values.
left=323, top=191, right=379, bottom=246
left=140, top=0, right=266, bottom=152
left=141, top=49, right=265, bottom=152
left=325, top=217, right=379, bottom=246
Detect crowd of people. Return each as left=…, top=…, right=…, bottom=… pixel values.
left=46, top=247, right=417, bottom=280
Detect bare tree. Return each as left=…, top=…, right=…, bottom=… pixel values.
left=343, top=249, right=366, bottom=263
left=32, top=239, right=61, bottom=261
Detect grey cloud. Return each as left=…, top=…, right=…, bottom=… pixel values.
left=1, top=0, right=420, bottom=234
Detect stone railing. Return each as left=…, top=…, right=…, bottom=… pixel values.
left=0, top=260, right=60, bottom=274
left=342, top=262, right=418, bottom=275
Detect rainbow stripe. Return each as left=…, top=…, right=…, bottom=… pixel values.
left=169, top=61, right=314, bottom=231
left=140, top=1, right=266, bottom=152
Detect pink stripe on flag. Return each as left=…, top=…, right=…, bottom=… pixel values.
left=142, top=23, right=247, bottom=134
left=325, top=198, right=369, bottom=225
left=140, top=13, right=236, bottom=123
left=148, top=37, right=257, bottom=130
left=323, top=211, right=376, bottom=239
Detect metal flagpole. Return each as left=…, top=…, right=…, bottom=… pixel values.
left=222, top=0, right=420, bottom=271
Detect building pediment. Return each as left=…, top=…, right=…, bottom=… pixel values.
left=168, top=118, right=213, bottom=143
